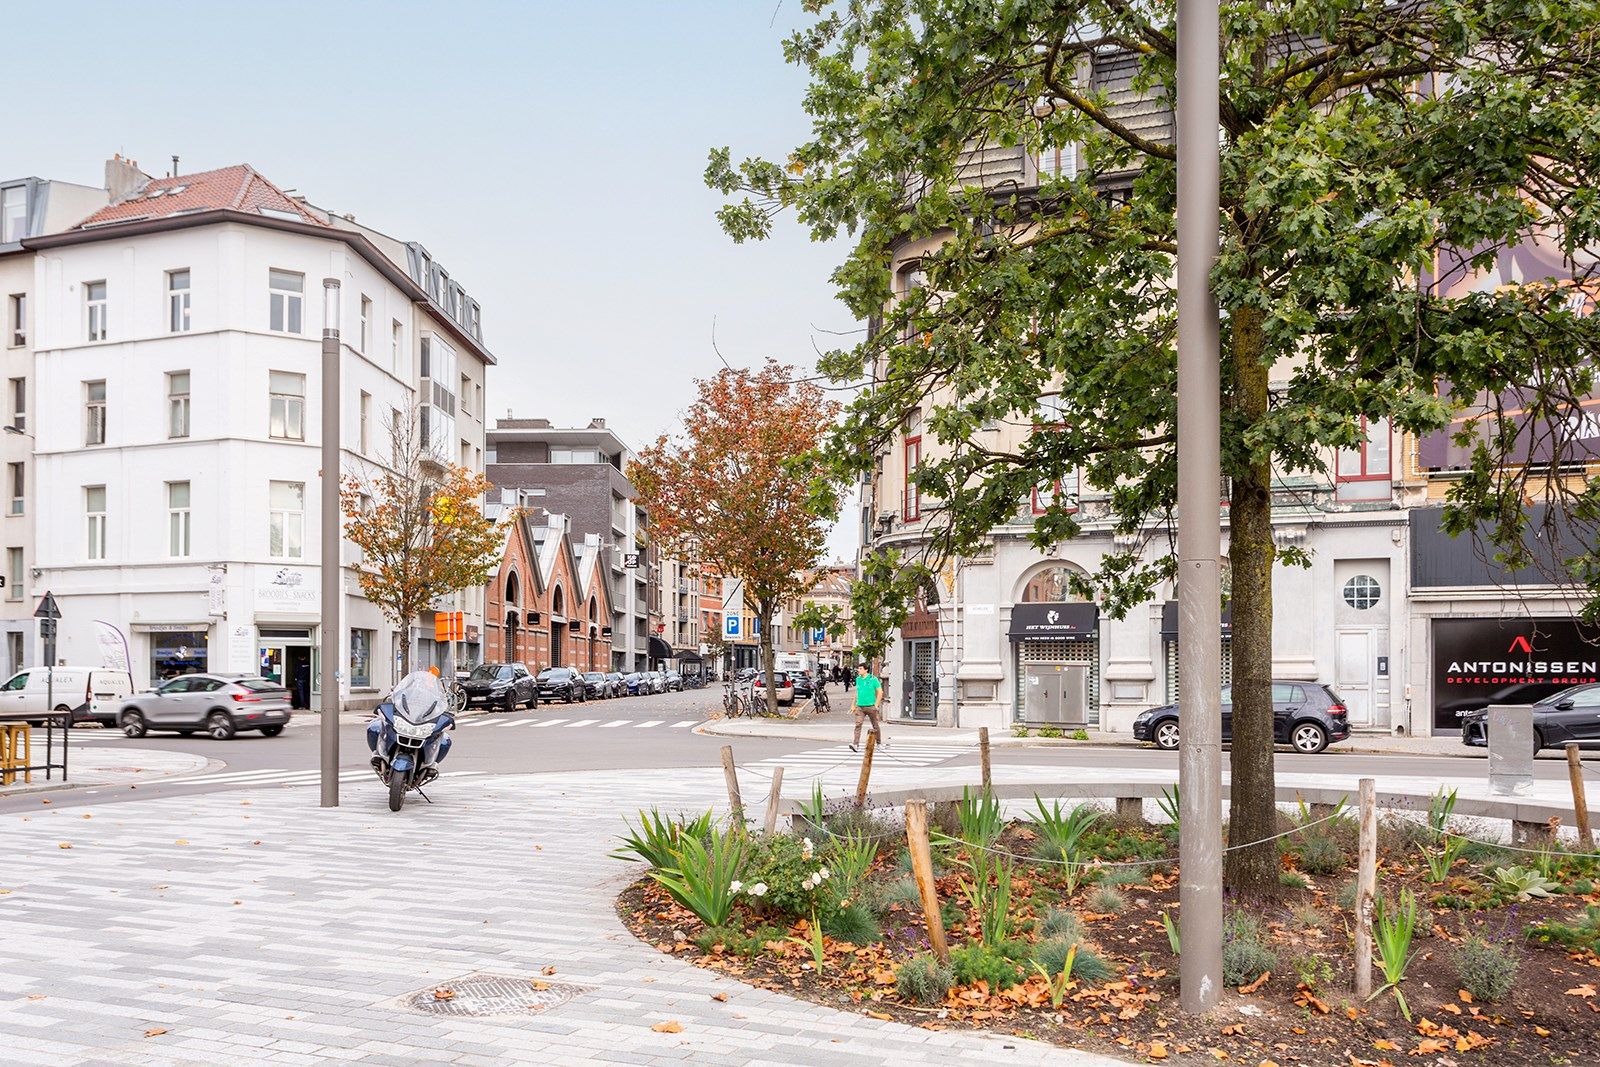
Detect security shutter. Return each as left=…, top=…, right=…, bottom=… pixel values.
left=1165, top=637, right=1232, bottom=704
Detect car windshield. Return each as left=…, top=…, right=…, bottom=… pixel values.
left=390, top=671, right=446, bottom=724
left=537, top=669, right=567, bottom=681
left=470, top=665, right=513, bottom=682
left=1535, top=685, right=1588, bottom=706
left=583, top=673, right=605, bottom=681
left=235, top=677, right=282, bottom=693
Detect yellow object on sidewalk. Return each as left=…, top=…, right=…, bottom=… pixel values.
left=0, top=722, right=31, bottom=785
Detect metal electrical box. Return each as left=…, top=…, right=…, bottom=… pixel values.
left=1024, top=664, right=1089, bottom=726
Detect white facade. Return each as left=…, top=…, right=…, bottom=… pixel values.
left=25, top=216, right=489, bottom=705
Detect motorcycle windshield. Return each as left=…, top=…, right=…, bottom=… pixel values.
left=391, top=672, right=447, bottom=724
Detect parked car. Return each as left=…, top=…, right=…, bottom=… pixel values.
left=580, top=672, right=609, bottom=699
left=536, top=667, right=587, bottom=703
left=790, top=670, right=815, bottom=701
left=0, top=666, right=134, bottom=726
left=460, top=662, right=538, bottom=713
left=752, top=670, right=796, bottom=707
left=118, top=674, right=292, bottom=739
left=603, top=671, right=626, bottom=698
left=1460, top=682, right=1600, bottom=754
left=664, top=670, right=683, bottom=692
left=622, top=672, right=647, bottom=696
left=639, top=671, right=664, bottom=694
left=1132, top=680, right=1349, bottom=754
left=737, top=667, right=758, bottom=682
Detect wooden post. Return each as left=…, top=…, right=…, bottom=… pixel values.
left=904, top=799, right=949, bottom=963
left=720, top=745, right=744, bottom=824
left=763, top=766, right=785, bottom=836
left=979, top=726, right=992, bottom=792
left=854, top=732, right=877, bottom=809
left=1567, top=744, right=1593, bottom=849
left=1353, top=777, right=1376, bottom=998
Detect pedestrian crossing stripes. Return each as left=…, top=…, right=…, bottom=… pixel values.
left=459, top=716, right=701, bottom=730
left=156, top=768, right=490, bottom=790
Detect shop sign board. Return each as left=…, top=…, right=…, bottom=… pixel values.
left=1431, top=616, right=1600, bottom=730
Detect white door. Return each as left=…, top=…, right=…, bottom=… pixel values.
left=1335, top=630, right=1373, bottom=726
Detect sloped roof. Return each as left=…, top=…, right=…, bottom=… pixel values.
left=72, top=164, right=327, bottom=230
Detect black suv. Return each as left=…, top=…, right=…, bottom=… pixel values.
left=1461, top=682, right=1600, bottom=754
left=536, top=667, right=587, bottom=703
left=1132, top=680, right=1350, bottom=754
left=461, top=662, right=537, bottom=713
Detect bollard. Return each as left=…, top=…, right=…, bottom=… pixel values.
left=1567, top=744, right=1593, bottom=849
left=854, top=732, right=877, bottom=809
left=1353, top=778, right=1376, bottom=998
left=979, top=727, right=992, bottom=792
left=904, top=799, right=949, bottom=963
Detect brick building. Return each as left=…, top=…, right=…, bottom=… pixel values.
left=483, top=510, right=612, bottom=672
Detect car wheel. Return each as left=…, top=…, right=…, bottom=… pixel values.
left=563, top=691, right=573, bottom=704
left=1533, top=727, right=1545, bottom=757
left=260, top=725, right=285, bottom=738
left=1154, top=720, right=1181, bottom=750
left=1291, top=722, right=1329, bottom=754
left=121, top=711, right=147, bottom=739
left=207, top=711, right=236, bottom=741
left=503, top=692, right=517, bottom=714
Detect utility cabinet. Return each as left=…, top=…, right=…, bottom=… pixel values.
left=1023, top=664, right=1089, bottom=726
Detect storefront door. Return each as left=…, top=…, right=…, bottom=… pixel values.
left=904, top=639, right=938, bottom=720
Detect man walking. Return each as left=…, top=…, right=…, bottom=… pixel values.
left=850, top=662, right=884, bottom=752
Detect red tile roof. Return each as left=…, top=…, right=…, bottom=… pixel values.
left=71, top=164, right=327, bottom=230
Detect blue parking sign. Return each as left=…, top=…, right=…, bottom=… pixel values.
left=726, top=615, right=741, bottom=637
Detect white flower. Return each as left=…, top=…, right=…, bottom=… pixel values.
left=730, top=880, right=743, bottom=894
left=801, top=838, right=815, bottom=858
left=818, top=867, right=830, bottom=881
left=750, top=882, right=768, bottom=897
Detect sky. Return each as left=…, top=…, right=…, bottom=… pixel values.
left=8, top=0, right=861, bottom=559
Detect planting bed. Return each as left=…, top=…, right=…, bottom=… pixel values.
left=615, top=794, right=1600, bottom=1066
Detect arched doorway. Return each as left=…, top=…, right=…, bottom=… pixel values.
left=503, top=570, right=522, bottom=662
left=901, top=582, right=940, bottom=721
left=1011, top=563, right=1099, bottom=727
left=587, top=597, right=599, bottom=671
left=549, top=585, right=566, bottom=667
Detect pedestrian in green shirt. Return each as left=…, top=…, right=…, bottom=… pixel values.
left=850, top=662, right=884, bottom=752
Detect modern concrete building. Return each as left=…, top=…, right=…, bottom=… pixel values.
left=15, top=158, right=492, bottom=705
left=486, top=418, right=664, bottom=671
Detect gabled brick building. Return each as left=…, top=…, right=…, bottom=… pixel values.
left=484, top=510, right=612, bottom=672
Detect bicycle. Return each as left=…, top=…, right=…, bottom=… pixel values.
left=445, top=681, right=469, bottom=716
left=722, top=679, right=748, bottom=718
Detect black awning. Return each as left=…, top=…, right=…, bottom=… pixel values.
left=674, top=650, right=703, bottom=663
left=648, top=635, right=673, bottom=660
left=1160, top=601, right=1233, bottom=638
left=1008, top=602, right=1098, bottom=640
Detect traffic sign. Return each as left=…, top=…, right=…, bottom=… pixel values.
left=725, top=615, right=741, bottom=638
left=34, top=591, right=61, bottom=619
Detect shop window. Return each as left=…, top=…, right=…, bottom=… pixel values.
left=151, top=630, right=208, bottom=681
left=350, top=628, right=373, bottom=688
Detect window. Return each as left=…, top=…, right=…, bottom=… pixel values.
left=359, top=391, right=371, bottom=454
left=1, top=186, right=24, bottom=243
left=1335, top=416, right=1391, bottom=501
left=1031, top=472, right=1081, bottom=514
left=85, top=485, right=107, bottom=559
left=85, top=281, right=107, bottom=341
left=85, top=380, right=106, bottom=445
left=6, top=294, right=23, bottom=347
left=1341, top=574, right=1381, bottom=610
left=167, top=371, right=190, bottom=438
left=6, top=462, right=20, bottom=515
left=167, top=269, right=191, bottom=332
left=268, top=480, right=305, bottom=558
left=8, top=376, right=22, bottom=430
left=551, top=447, right=603, bottom=465
left=350, top=629, right=373, bottom=687
left=167, top=481, right=191, bottom=557
left=391, top=319, right=402, bottom=373
left=1039, top=143, right=1078, bottom=181
left=418, top=336, right=457, bottom=454
left=5, top=548, right=19, bottom=600
left=359, top=295, right=371, bottom=353
left=1037, top=392, right=1067, bottom=425
left=268, top=269, right=303, bottom=333
left=269, top=371, right=305, bottom=440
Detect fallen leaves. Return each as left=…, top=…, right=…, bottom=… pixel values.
left=143, top=1028, right=167, bottom=1038
left=651, top=1020, right=684, bottom=1033
left=57, top=843, right=71, bottom=849
left=1238, top=972, right=1270, bottom=995
left=1566, top=983, right=1597, bottom=998
left=1147, top=1040, right=1170, bottom=1059
left=711, top=992, right=729, bottom=1002
left=432, top=988, right=455, bottom=1001
left=541, top=965, right=557, bottom=976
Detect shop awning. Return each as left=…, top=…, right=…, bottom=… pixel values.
left=1008, top=602, right=1098, bottom=640
left=648, top=635, right=673, bottom=660
left=674, top=650, right=703, bottom=663
left=1160, top=601, right=1233, bottom=638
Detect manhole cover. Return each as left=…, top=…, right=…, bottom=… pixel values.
left=403, top=973, right=591, bottom=1017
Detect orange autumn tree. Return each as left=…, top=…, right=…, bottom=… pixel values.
left=342, top=405, right=504, bottom=676
left=632, top=361, right=836, bottom=715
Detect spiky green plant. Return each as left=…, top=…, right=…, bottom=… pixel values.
left=1370, top=889, right=1421, bottom=1021
left=612, top=808, right=713, bottom=870
left=1421, top=834, right=1467, bottom=884
left=1157, top=784, right=1180, bottom=831
left=648, top=823, right=748, bottom=926
left=1426, top=788, right=1458, bottom=846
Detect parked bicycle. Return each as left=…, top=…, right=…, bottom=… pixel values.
left=445, top=680, right=469, bottom=716
left=722, top=677, right=753, bottom=718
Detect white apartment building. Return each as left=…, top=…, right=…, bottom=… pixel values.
left=17, top=160, right=492, bottom=707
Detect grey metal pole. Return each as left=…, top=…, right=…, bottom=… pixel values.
left=1176, top=0, right=1224, bottom=1015
left=321, top=278, right=342, bottom=808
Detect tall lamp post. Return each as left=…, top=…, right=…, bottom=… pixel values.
left=1176, top=0, right=1225, bottom=1013
left=321, top=277, right=342, bottom=808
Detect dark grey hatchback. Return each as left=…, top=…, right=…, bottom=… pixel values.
left=1131, top=680, right=1351, bottom=754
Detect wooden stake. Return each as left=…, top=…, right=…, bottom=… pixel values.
left=720, top=745, right=744, bottom=824
left=1567, top=744, right=1593, bottom=849
left=763, top=766, right=785, bottom=835
left=904, top=799, right=949, bottom=963
left=854, top=731, right=877, bottom=809
left=1353, top=777, right=1376, bottom=998
left=979, top=726, right=992, bottom=792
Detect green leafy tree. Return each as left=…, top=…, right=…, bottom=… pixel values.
left=708, top=0, right=1600, bottom=892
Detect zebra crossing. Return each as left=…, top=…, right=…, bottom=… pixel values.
left=457, top=716, right=701, bottom=730
left=742, top=742, right=974, bottom=779
left=154, top=767, right=491, bottom=790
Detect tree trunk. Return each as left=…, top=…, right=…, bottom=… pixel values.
left=758, top=599, right=779, bottom=716
left=1224, top=303, right=1279, bottom=896
left=398, top=613, right=412, bottom=678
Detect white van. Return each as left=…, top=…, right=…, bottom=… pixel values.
left=0, top=667, right=135, bottom=725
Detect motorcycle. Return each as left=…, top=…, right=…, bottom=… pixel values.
left=366, top=671, right=455, bottom=811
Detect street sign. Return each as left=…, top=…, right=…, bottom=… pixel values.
left=34, top=590, right=62, bottom=619
left=433, top=612, right=465, bottom=642
left=623, top=552, right=640, bottom=569
left=725, top=615, right=741, bottom=638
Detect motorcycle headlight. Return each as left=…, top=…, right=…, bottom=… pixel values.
left=394, top=717, right=438, bottom=740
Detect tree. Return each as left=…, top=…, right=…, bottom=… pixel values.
left=341, top=406, right=505, bottom=677
left=708, top=1, right=1600, bottom=893
left=632, top=362, right=838, bottom=715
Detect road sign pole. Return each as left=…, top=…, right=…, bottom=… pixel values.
left=35, top=593, right=64, bottom=780
left=320, top=278, right=342, bottom=809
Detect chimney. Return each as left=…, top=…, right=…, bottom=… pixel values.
left=588, top=418, right=607, bottom=429
left=171, top=154, right=180, bottom=177
left=105, top=154, right=150, bottom=201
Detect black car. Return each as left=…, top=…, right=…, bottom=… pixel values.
left=791, top=670, right=815, bottom=700
left=537, top=667, right=587, bottom=703
left=461, top=662, right=538, bottom=712
left=580, top=671, right=609, bottom=699
left=604, top=671, right=626, bottom=698
left=1132, top=680, right=1350, bottom=754
left=1460, top=682, right=1600, bottom=754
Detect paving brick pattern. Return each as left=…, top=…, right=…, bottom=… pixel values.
left=1, top=764, right=1126, bottom=1066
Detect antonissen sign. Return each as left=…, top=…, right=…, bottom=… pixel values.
left=1432, top=617, right=1600, bottom=729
